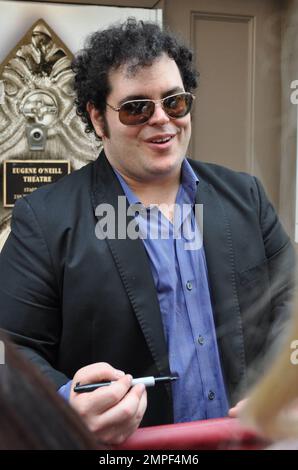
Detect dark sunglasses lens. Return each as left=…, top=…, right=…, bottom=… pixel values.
left=164, top=93, right=193, bottom=118
left=119, top=101, right=154, bottom=125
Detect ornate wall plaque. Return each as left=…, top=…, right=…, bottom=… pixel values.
left=0, top=19, right=102, bottom=250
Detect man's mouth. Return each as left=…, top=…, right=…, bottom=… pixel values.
left=147, top=134, right=175, bottom=144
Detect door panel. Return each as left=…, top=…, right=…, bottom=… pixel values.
left=191, top=12, right=254, bottom=173
left=164, top=0, right=281, bottom=209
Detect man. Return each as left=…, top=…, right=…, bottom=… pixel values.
left=0, top=19, right=294, bottom=445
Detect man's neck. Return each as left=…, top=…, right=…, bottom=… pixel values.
left=118, top=171, right=181, bottom=208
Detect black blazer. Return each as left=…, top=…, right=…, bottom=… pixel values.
left=0, top=152, right=294, bottom=426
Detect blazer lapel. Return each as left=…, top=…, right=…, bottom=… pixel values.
left=90, top=152, right=171, bottom=380
left=195, top=177, right=247, bottom=396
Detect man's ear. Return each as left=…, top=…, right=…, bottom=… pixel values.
left=87, top=102, right=105, bottom=138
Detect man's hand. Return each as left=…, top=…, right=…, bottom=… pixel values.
left=228, top=398, right=248, bottom=418
left=69, top=362, right=147, bottom=447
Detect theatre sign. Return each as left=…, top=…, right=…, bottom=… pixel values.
left=3, top=160, right=70, bottom=207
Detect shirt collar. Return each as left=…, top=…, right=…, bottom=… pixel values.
left=113, top=168, right=141, bottom=206
left=113, top=158, right=199, bottom=207
left=178, top=158, right=199, bottom=206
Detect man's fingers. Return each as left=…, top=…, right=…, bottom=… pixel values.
left=69, top=363, right=148, bottom=446
left=71, top=374, right=133, bottom=417
left=134, top=384, right=148, bottom=422
left=90, top=383, right=147, bottom=445
left=228, top=398, right=248, bottom=418
left=81, top=374, right=134, bottom=415
left=228, top=406, right=237, bottom=418
left=73, top=362, right=125, bottom=387
left=70, top=362, right=125, bottom=402
left=93, top=382, right=146, bottom=425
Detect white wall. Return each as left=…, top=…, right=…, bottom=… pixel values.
left=0, top=1, right=162, bottom=60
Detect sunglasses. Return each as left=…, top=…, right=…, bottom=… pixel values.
left=106, top=92, right=195, bottom=126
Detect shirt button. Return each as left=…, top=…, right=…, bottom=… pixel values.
left=198, top=335, right=205, bottom=345
left=208, top=390, right=216, bottom=401
left=186, top=281, right=193, bottom=291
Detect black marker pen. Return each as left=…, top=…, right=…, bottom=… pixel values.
left=74, top=375, right=178, bottom=393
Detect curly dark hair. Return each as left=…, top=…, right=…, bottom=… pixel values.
left=72, top=18, right=199, bottom=137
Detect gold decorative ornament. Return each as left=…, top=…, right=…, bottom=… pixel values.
left=0, top=19, right=101, bottom=250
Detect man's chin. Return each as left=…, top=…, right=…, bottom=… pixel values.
left=146, top=154, right=183, bottom=175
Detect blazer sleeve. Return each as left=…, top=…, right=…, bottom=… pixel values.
left=253, top=176, right=296, bottom=355
left=0, top=197, right=69, bottom=388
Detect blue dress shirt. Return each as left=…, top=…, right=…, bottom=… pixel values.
left=114, top=159, right=229, bottom=422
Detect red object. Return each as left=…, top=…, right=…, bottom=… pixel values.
left=114, top=417, right=268, bottom=450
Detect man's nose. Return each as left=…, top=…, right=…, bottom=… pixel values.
left=147, top=102, right=170, bottom=125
